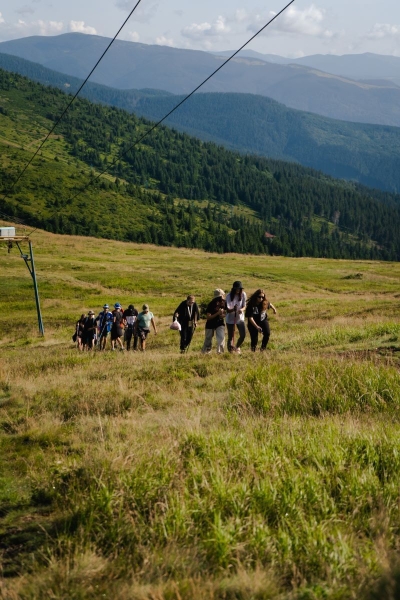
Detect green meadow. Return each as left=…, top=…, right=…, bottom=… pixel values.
left=1, top=228, right=400, bottom=599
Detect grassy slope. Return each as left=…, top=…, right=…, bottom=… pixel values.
left=1, top=227, right=400, bottom=598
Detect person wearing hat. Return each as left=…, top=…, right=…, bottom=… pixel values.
left=201, top=289, right=226, bottom=354
left=83, top=310, right=97, bottom=351
left=111, top=302, right=125, bottom=351
left=123, top=304, right=139, bottom=351
left=173, top=295, right=200, bottom=354
left=96, top=304, right=113, bottom=350
left=135, top=304, right=157, bottom=351
left=225, top=280, right=247, bottom=354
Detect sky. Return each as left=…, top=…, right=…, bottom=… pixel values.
left=0, top=0, right=400, bottom=58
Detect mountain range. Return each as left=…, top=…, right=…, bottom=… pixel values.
left=1, top=51, right=399, bottom=194
left=1, top=33, right=400, bottom=127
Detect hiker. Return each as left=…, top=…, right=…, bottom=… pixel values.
left=111, top=302, right=125, bottom=351
left=202, top=289, right=226, bottom=354
left=83, top=310, right=97, bottom=350
left=75, top=314, right=86, bottom=351
left=245, top=289, right=277, bottom=352
left=123, top=304, right=139, bottom=351
left=97, top=304, right=113, bottom=350
left=136, top=304, right=157, bottom=351
left=225, top=280, right=247, bottom=354
left=173, top=295, right=200, bottom=353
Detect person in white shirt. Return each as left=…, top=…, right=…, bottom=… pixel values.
left=225, top=280, right=247, bottom=354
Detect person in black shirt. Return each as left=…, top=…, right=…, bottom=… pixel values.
left=245, top=289, right=277, bottom=351
left=201, top=289, right=226, bottom=354
left=123, top=304, right=139, bottom=351
left=173, top=295, right=200, bottom=353
left=83, top=310, right=97, bottom=351
left=75, top=314, right=86, bottom=351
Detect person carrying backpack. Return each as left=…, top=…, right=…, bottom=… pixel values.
left=123, top=304, right=139, bottom=351
left=111, top=303, right=125, bottom=351
left=97, top=304, right=113, bottom=350
left=245, top=289, right=277, bottom=351
left=173, top=295, right=200, bottom=353
left=225, top=280, right=247, bottom=354
left=201, top=289, right=226, bottom=354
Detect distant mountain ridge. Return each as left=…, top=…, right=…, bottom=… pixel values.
left=1, top=52, right=400, bottom=194
left=211, top=50, right=400, bottom=86
left=1, top=33, right=400, bottom=126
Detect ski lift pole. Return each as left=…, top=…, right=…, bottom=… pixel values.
left=16, top=239, right=45, bottom=336
left=29, top=240, right=45, bottom=336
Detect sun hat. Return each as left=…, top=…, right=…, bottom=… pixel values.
left=232, top=281, right=243, bottom=289
left=114, top=303, right=121, bottom=309
left=213, top=289, right=225, bottom=298
left=143, top=304, right=149, bottom=310
left=88, top=310, right=95, bottom=315
left=103, top=304, right=109, bottom=309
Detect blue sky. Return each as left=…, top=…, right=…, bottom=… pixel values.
left=1, top=0, right=400, bottom=57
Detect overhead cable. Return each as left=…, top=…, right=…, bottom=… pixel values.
left=0, top=0, right=143, bottom=216
left=64, top=0, right=296, bottom=207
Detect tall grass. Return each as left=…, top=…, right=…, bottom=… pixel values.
left=1, top=230, right=400, bottom=598
left=230, top=359, right=400, bottom=417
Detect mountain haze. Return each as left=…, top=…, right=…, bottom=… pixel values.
left=1, top=33, right=400, bottom=126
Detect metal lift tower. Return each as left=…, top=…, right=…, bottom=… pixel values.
left=1, top=226, right=44, bottom=336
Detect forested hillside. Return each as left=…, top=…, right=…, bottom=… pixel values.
left=1, top=68, right=400, bottom=260
left=1, top=52, right=400, bottom=194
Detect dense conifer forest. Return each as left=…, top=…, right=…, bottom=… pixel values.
left=1, top=68, right=400, bottom=259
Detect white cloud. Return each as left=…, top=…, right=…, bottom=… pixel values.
left=246, top=4, right=335, bottom=39
left=69, top=21, right=97, bottom=35
left=126, top=30, right=140, bottom=42
left=182, top=15, right=230, bottom=41
left=0, top=16, right=67, bottom=41
left=14, top=19, right=64, bottom=35
left=365, top=23, right=399, bottom=40
left=155, top=35, right=174, bottom=47
left=233, top=9, right=248, bottom=24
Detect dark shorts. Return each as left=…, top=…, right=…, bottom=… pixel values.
left=111, top=326, right=123, bottom=341
left=138, top=327, right=150, bottom=340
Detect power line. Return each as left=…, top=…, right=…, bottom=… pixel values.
left=7, top=0, right=296, bottom=236
left=64, top=0, right=296, bottom=207
left=0, top=0, right=143, bottom=216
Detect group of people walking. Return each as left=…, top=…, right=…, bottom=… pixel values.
left=74, top=303, right=157, bottom=352
left=199, top=281, right=276, bottom=354
left=74, top=281, right=276, bottom=354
